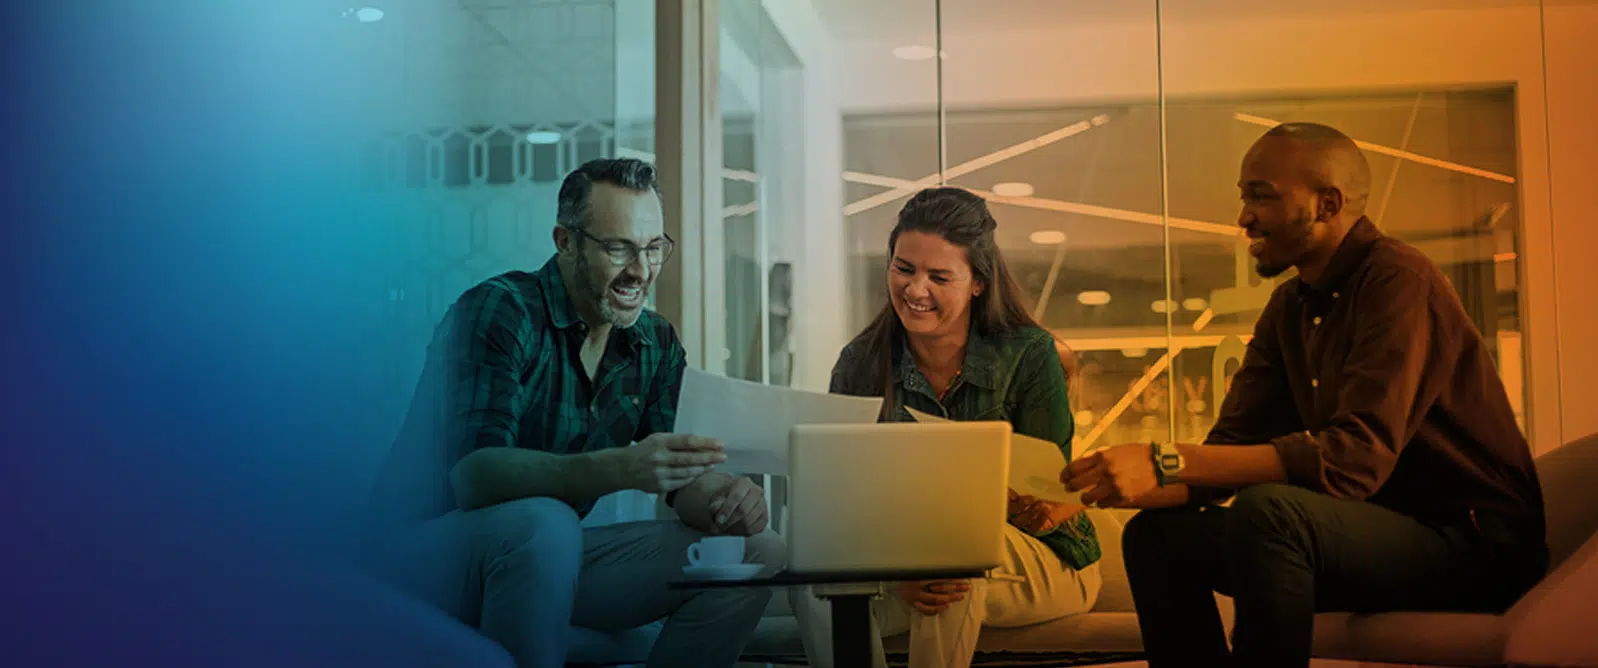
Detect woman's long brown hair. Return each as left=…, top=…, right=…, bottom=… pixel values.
left=848, top=187, right=1074, bottom=415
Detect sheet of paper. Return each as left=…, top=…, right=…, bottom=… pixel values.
left=904, top=407, right=1082, bottom=504
left=675, top=367, right=884, bottom=475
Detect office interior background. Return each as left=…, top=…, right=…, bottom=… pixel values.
left=333, top=0, right=1597, bottom=529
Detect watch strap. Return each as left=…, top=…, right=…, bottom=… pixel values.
left=1150, top=442, right=1167, bottom=487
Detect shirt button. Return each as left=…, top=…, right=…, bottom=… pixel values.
left=1313, top=316, right=1322, bottom=326
left=1311, top=378, right=1319, bottom=388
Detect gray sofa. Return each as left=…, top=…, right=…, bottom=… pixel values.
left=570, top=432, right=1598, bottom=667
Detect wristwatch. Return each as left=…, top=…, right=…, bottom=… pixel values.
left=1152, top=442, right=1185, bottom=487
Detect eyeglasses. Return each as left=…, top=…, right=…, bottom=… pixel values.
left=569, top=228, right=676, bottom=267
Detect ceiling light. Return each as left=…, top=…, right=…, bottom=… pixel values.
left=525, top=131, right=562, bottom=144
left=892, top=45, right=946, bottom=61
left=1078, top=290, right=1111, bottom=306
left=1029, top=230, right=1066, bottom=246
left=1073, top=410, right=1096, bottom=426
left=1150, top=299, right=1176, bottom=314
left=1121, top=348, right=1149, bottom=358
left=1091, top=114, right=1111, bottom=126
left=1182, top=297, right=1209, bottom=312
left=992, top=182, right=1034, bottom=197
left=354, top=7, right=384, bottom=22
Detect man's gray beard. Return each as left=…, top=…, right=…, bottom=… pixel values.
left=574, top=253, right=644, bottom=329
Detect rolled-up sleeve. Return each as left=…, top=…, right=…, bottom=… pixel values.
left=1270, top=266, right=1453, bottom=500
left=1194, top=289, right=1294, bottom=505
left=1207, top=287, right=1296, bottom=446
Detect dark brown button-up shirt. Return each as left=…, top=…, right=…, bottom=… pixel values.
left=1205, top=218, right=1546, bottom=540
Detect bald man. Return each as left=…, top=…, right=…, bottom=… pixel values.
left=1063, top=123, right=1547, bottom=667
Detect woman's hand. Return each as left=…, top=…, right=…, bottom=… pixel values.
left=1007, top=489, right=1085, bottom=535
left=892, top=580, right=970, bottom=615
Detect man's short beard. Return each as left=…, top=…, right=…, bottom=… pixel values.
left=571, top=251, right=644, bottom=329
left=1255, top=260, right=1292, bottom=278
left=1253, top=210, right=1315, bottom=279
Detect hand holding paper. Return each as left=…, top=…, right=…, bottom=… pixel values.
left=904, top=407, right=1083, bottom=505
left=674, top=368, right=884, bottom=475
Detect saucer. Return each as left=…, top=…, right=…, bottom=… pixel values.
left=682, top=563, right=764, bottom=581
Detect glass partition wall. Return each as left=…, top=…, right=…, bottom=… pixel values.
left=820, top=0, right=1556, bottom=458
left=336, top=0, right=1561, bottom=533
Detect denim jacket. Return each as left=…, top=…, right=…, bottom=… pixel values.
left=828, top=325, right=1102, bottom=571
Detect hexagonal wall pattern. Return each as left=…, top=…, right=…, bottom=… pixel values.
left=360, top=121, right=613, bottom=413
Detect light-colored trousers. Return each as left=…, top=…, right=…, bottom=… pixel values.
left=790, top=524, right=1102, bottom=668
left=364, top=496, right=785, bottom=668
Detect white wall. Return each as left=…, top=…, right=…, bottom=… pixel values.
left=1543, top=0, right=1598, bottom=444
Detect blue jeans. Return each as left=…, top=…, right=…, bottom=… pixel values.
left=366, top=497, right=784, bottom=668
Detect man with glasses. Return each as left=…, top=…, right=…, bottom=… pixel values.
left=363, top=158, right=783, bottom=668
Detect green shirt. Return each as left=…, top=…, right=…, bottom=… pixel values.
left=365, top=257, right=687, bottom=543
left=828, top=325, right=1102, bottom=571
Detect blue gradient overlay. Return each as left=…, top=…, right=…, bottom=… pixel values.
left=4, top=2, right=510, bottom=665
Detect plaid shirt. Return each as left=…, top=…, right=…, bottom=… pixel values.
left=829, top=326, right=1102, bottom=572
left=367, top=257, right=685, bottom=537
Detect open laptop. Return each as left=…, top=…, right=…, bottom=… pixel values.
left=784, top=422, right=1012, bottom=577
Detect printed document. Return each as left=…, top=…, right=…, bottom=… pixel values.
left=904, top=407, right=1083, bottom=504
left=675, top=367, right=883, bottom=475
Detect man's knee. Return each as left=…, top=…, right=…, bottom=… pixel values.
left=1225, top=483, right=1315, bottom=544
left=746, top=530, right=788, bottom=570
left=1122, top=508, right=1194, bottom=567
left=470, top=497, right=583, bottom=572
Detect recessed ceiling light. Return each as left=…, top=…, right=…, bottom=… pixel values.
left=892, top=45, right=946, bottom=61
left=992, top=182, right=1034, bottom=197
left=1182, top=297, right=1209, bottom=312
left=1029, top=230, right=1066, bottom=246
left=1121, top=348, right=1149, bottom=358
left=354, top=7, right=384, bottom=22
left=525, top=131, right=562, bottom=144
left=1150, top=299, right=1176, bottom=314
left=1078, top=290, right=1111, bottom=306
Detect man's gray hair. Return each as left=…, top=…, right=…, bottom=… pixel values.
left=556, top=158, right=661, bottom=230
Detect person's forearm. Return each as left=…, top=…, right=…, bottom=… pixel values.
left=1116, top=484, right=1192, bottom=509
left=671, top=471, right=737, bottom=533
left=1105, top=445, right=1283, bottom=509
left=450, top=446, right=629, bottom=511
left=1177, top=443, right=1287, bottom=488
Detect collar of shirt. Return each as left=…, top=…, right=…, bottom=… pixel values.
left=896, top=325, right=1001, bottom=398
left=1298, top=216, right=1383, bottom=298
left=533, top=256, right=656, bottom=351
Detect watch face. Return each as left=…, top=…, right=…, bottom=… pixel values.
left=1160, top=454, right=1181, bottom=469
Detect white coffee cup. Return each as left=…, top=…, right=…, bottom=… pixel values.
left=686, top=535, right=745, bottom=567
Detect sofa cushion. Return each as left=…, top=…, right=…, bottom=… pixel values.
left=1504, top=527, right=1598, bottom=666
left=1083, top=508, right=1134, bottom=613
left=1309, top=611, right=1507, bottom=666
left=1534, top=431, right=1598, bottom=570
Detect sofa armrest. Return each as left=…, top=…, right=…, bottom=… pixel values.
left=1504, top=528, right=1598, bottom=666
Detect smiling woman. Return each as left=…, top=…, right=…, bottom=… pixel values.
left=795, top=186, right=1104, bottom=668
